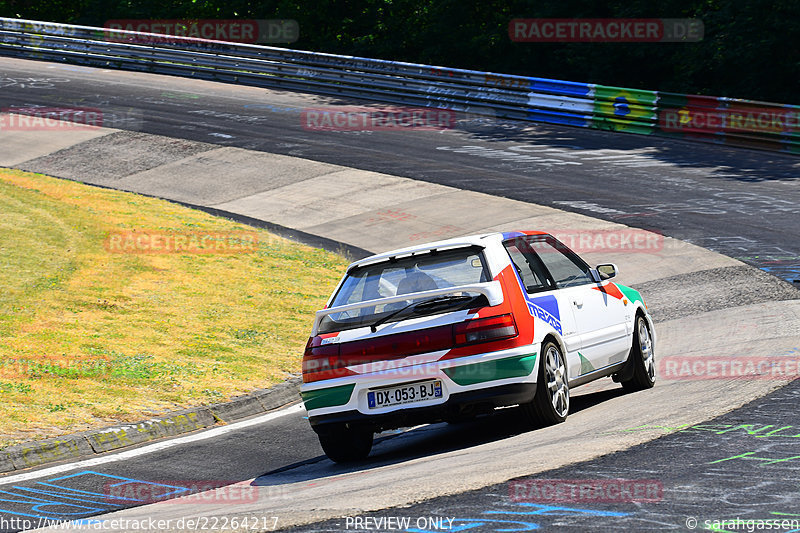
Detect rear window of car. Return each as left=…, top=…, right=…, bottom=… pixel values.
left=319, top=246, right=489, bottom=333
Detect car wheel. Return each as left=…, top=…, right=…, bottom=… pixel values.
left=621, top=315, right=656, bottom=392
left=315, top=424, right=373, bottom=463
left=523, top=340, right=569, bottom=425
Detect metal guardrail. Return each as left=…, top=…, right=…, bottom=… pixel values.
left=0, top=18, right=797, bottom=154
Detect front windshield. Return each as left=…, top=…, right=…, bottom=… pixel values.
left=319, top=247, right=489, bottom=334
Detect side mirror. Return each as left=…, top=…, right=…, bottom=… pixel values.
left=595, top=263, right=618, bottom=280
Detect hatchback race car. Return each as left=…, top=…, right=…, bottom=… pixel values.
left=301, top=231, right=655, bottom=462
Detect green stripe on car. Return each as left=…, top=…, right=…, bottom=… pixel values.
left=443, top=353, right=537, bottom=386
left=617, top=284, right=644, bottom=306
left=579, top=351, right=595, bottom=374
left=302, top=383, right=355, bottom=411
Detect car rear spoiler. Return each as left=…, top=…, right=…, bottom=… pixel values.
left=311, top=281, right=504, bottom=336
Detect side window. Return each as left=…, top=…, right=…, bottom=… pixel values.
left=529, top=236, right=595, bottom=288
left=504, top=241, right=552, bottom=293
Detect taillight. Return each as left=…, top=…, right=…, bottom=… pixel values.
left=453, top=314, right=517, bottom=345
left=302, top=337, right=355, bottom=383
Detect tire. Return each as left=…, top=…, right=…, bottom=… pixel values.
left=522, top=340, right=569, bottom=425
left=621, top=315, right=656, bottom=392
left=315, top=424, right=373, bottom=463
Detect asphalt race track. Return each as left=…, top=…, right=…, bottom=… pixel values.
left=0, top=57, right=799, bottom=533
left=291, top=378, right=800, bottom=533
left=1, top=58, right=799, bottom=283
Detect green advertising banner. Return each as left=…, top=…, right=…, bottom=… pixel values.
left=592, top=85, right=658, bottom=134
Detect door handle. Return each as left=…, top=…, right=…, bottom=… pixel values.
left=573, top=299, right=583, bottom=308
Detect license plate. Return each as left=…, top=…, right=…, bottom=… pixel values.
left=367, top=380, right=443, bottom=409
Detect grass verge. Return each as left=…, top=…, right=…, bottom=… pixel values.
left=0, top=168, right=349, bottom=447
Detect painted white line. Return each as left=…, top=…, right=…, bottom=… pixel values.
left=0, top=403, right=306, bottom=485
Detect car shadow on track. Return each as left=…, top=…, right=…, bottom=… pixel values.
left=252, top=385, right=630, bottom=486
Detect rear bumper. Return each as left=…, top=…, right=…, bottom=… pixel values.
left=309, top=382, right=536, bottom=432
left=301, top=347, right=538, bottom=423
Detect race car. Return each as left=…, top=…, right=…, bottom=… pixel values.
left=301, top=231, right=655, bottom=462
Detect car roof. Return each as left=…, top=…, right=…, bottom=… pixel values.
left=347, top=230, right=548, bottom=270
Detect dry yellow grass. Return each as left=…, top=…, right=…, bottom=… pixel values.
left=0, top=168, right=349, bottom=447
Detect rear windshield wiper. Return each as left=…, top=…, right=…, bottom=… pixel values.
left=369, top=294, right=475, bottom=333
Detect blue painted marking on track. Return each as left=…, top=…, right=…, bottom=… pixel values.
left=10, top=486, right=120, bottom=506
left=0, top=489, right=107, bottom=517
left=43, top=471, right=189, bottom=501
left=0, top=470, right=189, bottom=521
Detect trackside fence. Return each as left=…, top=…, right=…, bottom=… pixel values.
left=1, top=18, right=797, bottom=154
